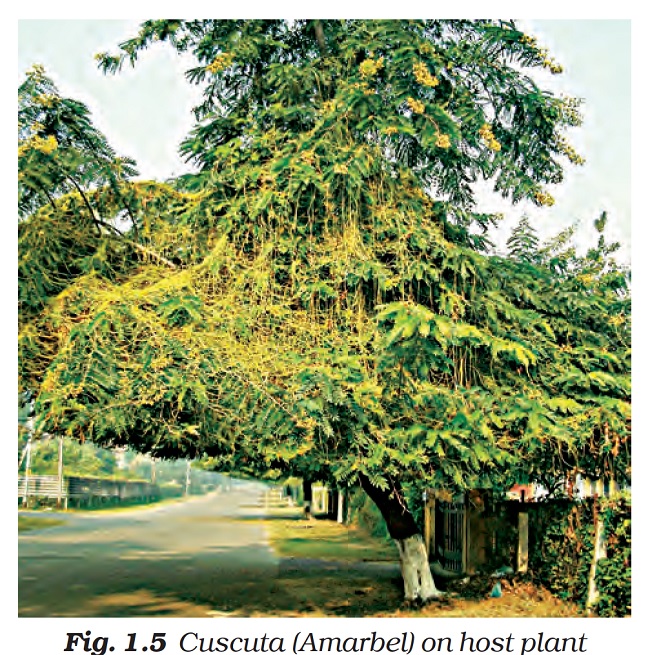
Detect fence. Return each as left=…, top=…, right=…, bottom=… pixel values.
left=18, top=475, right=161, bottom=509
left=436, top=496, right=467, bottom=573
left=423, top=490, right=552, bottom=575
left=423, top=488, right=619, bottom=580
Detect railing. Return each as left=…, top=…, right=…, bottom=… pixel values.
left=437, top=497, right=467, bottom=573
left=18, top=475, right=63, bottom=500
left=18, top=475, right=160, bottom=508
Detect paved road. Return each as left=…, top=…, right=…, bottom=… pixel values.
left=18, top=482, right=279, bottom=617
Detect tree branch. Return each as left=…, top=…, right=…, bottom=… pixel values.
left=313, top=20, right=327, bottom=55
left=66, top=175, right=103, bottom=236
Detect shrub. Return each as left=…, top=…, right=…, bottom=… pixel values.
left=528, top=493, right=631, bottom=616
left=594, top=493, right=631, bottom=616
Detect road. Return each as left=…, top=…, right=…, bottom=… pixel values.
left=18, top=482, right=279, bottom=617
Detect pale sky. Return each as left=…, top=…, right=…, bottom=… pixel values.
left=17, top=19, right=631, bottom=262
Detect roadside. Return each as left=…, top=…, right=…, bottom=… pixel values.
left=261, top=506, right=585, bottom=618
left=18, top=515, right=66, bottom=532
left=18, top=488, right=585, bottom=618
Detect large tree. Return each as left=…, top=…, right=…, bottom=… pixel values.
left=19, top=20, right=630, bottom=603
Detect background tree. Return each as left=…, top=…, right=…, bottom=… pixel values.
left=19, top=437, right=118, bottom=478
left=507, top=215, right=539, bottom=264
left=19, top=20, right=630, bottom=603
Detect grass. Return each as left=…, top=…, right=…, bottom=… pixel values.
left=21, top=490, right=215, bottom=516
left=265, top=508, right=398, bottom=562
left=18, top=515, right=66, bottom=533
left=70, top=494, right=193, bottom=514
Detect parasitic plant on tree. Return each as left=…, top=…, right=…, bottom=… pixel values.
left=19, top=20, right=629, bottom=602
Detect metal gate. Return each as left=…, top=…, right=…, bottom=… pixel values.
left=436, top=497, right=467, bottom=573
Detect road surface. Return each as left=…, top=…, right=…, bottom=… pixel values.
left=18, top=482, right=279, bottom=617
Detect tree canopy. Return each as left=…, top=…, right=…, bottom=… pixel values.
left=19, top=20, right=630, bottom=512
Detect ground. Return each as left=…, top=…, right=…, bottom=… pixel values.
left=18, top=482, right=584, bottom=618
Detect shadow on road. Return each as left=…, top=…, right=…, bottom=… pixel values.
left=19, top=536, right=403, bottom=617
left=18, top=490, right=405, bottom=618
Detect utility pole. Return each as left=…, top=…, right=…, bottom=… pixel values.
left=22, top=435, right=32, bottom=508
left=184, top=459, right=191, bottom=495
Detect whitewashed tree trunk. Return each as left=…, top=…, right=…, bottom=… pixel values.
left=586, top=516, right=607, bottom=610
left=395, top=534, right=443, bottom=601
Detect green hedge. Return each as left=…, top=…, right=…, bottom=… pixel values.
left=347, top=488, right=392, bottom=542
left=594, top=493, right=631, bottom=617
left=529, top=493, right=630, bottom=617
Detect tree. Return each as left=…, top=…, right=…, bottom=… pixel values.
left=19, top=436, right=118, bottom=477
left=507, top=215, right=539, bottom=264
left=18, top=64, right=139, bottom=223
left=19, top=20, right=630, bottom=603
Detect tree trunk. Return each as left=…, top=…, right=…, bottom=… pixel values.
left=359, top=474, right=442, bottom=602
left=586, top=499, right=607, bottom=611
left=302, top=478, right=313, bottom=520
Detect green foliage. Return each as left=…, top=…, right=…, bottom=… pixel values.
left=20, top=436, right=118, bottom=477
left=507, top=215, right=539, bottom=264
left=18, top=64, right=138, bottom=220
left=19, top=21, right=629, bottom=525
left=594, top=493, right=631, bottom=617
left=529, top=501, right=595, bottom=606
left=347, top=488, right=393, bottom=542
left=528, top=494, right=631, bottom=616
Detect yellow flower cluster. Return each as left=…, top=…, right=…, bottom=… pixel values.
left=412, top=61, right=439, bottom=88
left=206, top=52, right=235, bottom=74
left=520, top=34, right=537, bottom=46
left=67, top=383, right=85, bottom=399
left=300, top=150, right=316, bottom=165
left=557, top=135, right=585, bottom=165
left=41, top=374, right=56, bottom=393
left=558, top=95, right=582, bottom=126
left=296, top=417, right=318, bottom=431
left=151, top=355, right=173, bottom=371
left=19, top=134, right=58, bottom=157
left=520, top=34, right=563, bottom=74
left=38, top=135, right=58, bottom=154
left=359, top=57, right=384, bottom=78
left=35, top=94, right=58, bottom=108
left=542, top=57, right=563, bottom=75
left=435, top=133, right=451, bottom=149
left=26, top=64, right=46, bottom=82
left=577, top=273, right=594, bottom=286
left=407, top=97, right=425, bottom=114
left=534, top=190, right=555, bottom=207
left=418, top=41, right=435, bottom=56
left=478, top=123, right=501, bottom=151
left=384, top=126, right=399, bottom=136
